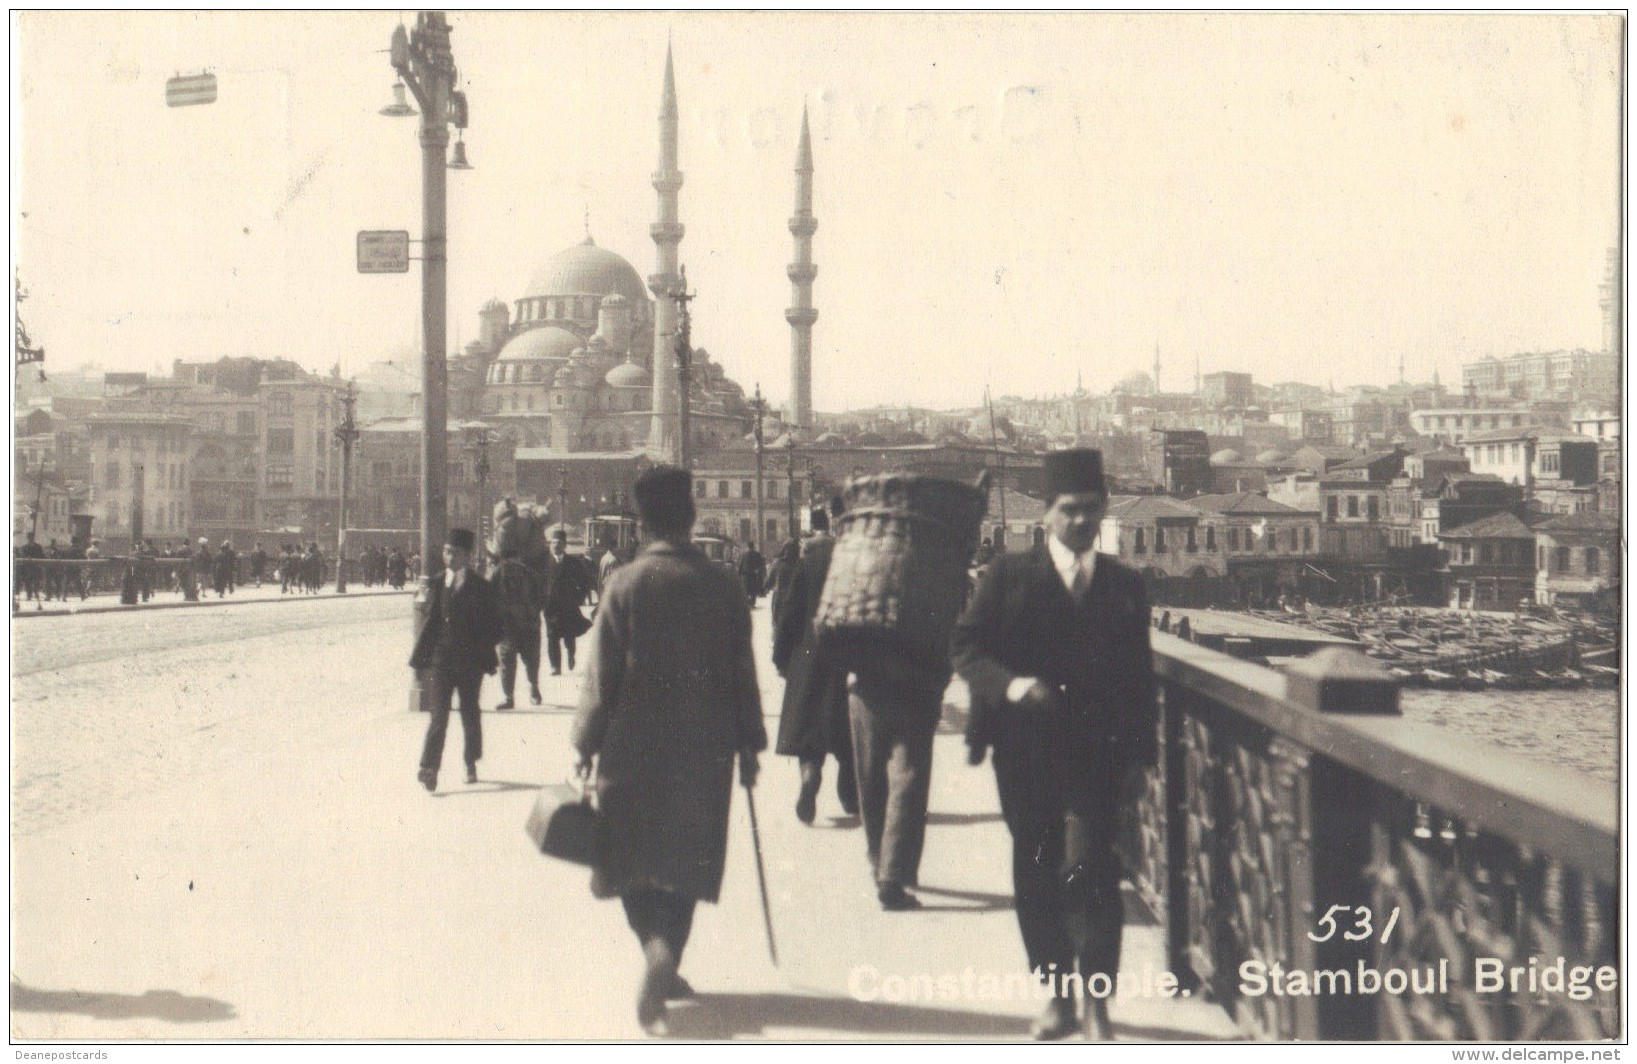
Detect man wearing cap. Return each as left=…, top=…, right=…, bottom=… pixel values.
left=410, top=528, right=505, bottom=791
left=572, top=466, right=766, bottom=1037
left=952, top=448, right=1158, bottom=1041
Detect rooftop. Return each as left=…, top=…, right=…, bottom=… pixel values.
left=1188, top=492, right=1308, bottom=516
left=1438, top=511, right=1535, bottom=540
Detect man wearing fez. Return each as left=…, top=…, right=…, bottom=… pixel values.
left=774, top=499, right=858, bottom=825
left=952, top=448, right=1158, bottom=1041
left=573, top=466, right=766, bottom=1037
left=411, top=528, right=505, bottom=792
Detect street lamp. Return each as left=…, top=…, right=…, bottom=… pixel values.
left=557, top=465, right=571, bottom=535
left=750, top=384, right=767, bottom=551
left=334, top=381, right=360, bottom=592
left=385, top=10, right=470, bottom=711
left=784, top=436, right=798, bottom=541
left=464, top=428, right=493, bottom=568
left=670, top=265, right=695, bottom=471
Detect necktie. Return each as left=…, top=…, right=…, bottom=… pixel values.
left=1071, top=559, right=1091, bottom=600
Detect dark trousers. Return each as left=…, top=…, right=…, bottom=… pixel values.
left=621, top=889, right=697, bottom=963
left=848, top=668, right=939, bottom=889
left=419, top=669, right=483, bottom=771
left=993, top=738, right=1125, bottom=983
left=500, top=625, right=542, bottom=696
left=546, top=628, right=577, bottom=672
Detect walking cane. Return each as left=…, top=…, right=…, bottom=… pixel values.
left=743, top=784, right=779, bottom=967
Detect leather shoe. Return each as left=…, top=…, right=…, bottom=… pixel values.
left=496, top=698, right=515, bottom=710
left=417, top=768, right=437, bottom=793
left=466, top=764, right=478, bottom=784
left=665, top=973, right=696, bottom=1000
left=637, top=941, right=676, bottom=1037
left=795, top=775, right=819, bottom=825
left=877, top=883, right=922, bottom=911
left=837, top=774, right=859, bottom=817
left=1082, top=998, right=1114, bottom=1042
left=1030, top=998, right=1077, bottom=1041
left=529, top=688, right=543, bottom=706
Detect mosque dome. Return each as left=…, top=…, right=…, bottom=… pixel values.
left=605, top=361, right=652, bottom=388
left=1210, top=448, right=1243, bottom=465
left=495, top=325, right=580, bottom=363
left=524, top=236, right=649, bottom=307
left=1255, top=449, right=1288, bottom=464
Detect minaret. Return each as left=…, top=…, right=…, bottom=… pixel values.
left=1152, top=343, right=1161, bottom=394
left=648, top=43, right=685, bottom=459
left=1598, top=246, right=1621, bottom=356
left=786, top=105, right=818, bottom=429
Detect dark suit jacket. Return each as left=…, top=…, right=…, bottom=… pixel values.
left=951, top=546, right=1158, bottom=776
left=772, top=535, right=849, bottom=757
left=409, top=570, right=505, bottom=678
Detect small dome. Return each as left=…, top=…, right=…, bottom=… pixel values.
left=600, top=293, right=628, bottom=307
left=495, top=325, right=580, bottom=363
left=1210, top=448, right=1243, bottom=465
left=1255, top=449, right=1288, bottom=464
left=553, top=364, right=580, bottom=388
left=605, top=361, right=651, bottom=388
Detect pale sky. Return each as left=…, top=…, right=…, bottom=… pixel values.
left=13, top=11, right=1624, bottom=412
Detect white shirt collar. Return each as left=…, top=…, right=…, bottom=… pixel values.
left=1046, top=533, right=1097, bottom=592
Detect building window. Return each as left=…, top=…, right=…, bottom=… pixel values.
left=1185, top=527, right=1197, bottom=552
left=695, top=479, right=706, bottom=499
left=1555, top=545, right=1570, bottom=571
left=1367, top=496, right=1379, bottom=521
left=1205, top=526, right=1216, bottom=551
left=1134, top=528, right=1146, bottom=554
left=267, top=428, right=294, bottom=453
left=269, top=392, right=292, bottom=417
left=766, top=518, right=779, bottom=542
left=1302, top=527, right=1313, bottom=552
left=1327, top=497, right=1339, bottom=521
left=267, top=463, right=293, bottom=490
left=739, top=518, right=754, bottom=542
left=740, top=481, right=753, bottom=500
left=717, top=480, right=729, bottom=499
left=769, top=480, right=781, bottom=500
left=1585, top=547, right=1600, bottom=574
left=1154, top=527, right=1166, bottom=552
left=1347, top=496, right=1359, bottom=518
left=1227, top=527, right=1239, bottom=551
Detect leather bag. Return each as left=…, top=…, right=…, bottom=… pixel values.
left=525, top=780, right=599, bottom=866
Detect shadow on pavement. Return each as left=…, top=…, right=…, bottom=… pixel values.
left=912, top=884, right=1014, bottom=912
left=925, top=811, right=1004, bottom=827
left=10, top=981, right=236, bottom=1023
left=665, top=991, right=1031, bottom=1040
left=430, top=779, right=541, bottom=797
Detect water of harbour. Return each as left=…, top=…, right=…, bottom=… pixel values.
left=1400, top=687, right=1621, bottom=787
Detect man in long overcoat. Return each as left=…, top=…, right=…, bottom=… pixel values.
left=773, top=502, right=857, bottom=824
left=736, top=540, right=766, bottom=609
left=952, top=448, right=1158, bottom=1041
left=543, top=529, right=592, bottom=673
left=489, top=543, right=543, bottom=708
left=572, top=466, right=766, bottom=1037
left=411, top=528, right=505, bottom=791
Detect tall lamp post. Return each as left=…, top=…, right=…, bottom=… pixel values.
left=385, top=11, right=470, bottom=710
left=671, top=265, right=695, bottom=471
left=784, top=436, right=798, bottom=541
left=334, top=381, right=360, bottom=592
left=750, top=384, right=767, bottom=551
left=557, top=465, right=570, bottom=538
left=465, top=429, right=493, bottom=569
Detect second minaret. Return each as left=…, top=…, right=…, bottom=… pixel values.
left=649, top=43, right=685, bottom=459
left=785, top=106, right=818, bottom=430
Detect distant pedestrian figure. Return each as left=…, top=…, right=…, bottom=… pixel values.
left=250, top=543, right=267, bottom=588
left=572, top=466, right=766, bottom=1037
left=543, top=530, right=592, bottom=674
left=763, top=539, right=801, bottom=622
left=489, top=544, right=543, bottom=708
left=387, top=547, right=408, bottom=590
left=215, top=541, right=237, bottom=597
left=411, top=528, right=504, bottom=792
left=736, top=541, right=766, bottom=609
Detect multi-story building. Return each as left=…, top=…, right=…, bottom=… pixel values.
left=256, top=374, right=351, bottom=539
left=83, top=411, right=193, bottom=551
left=1459, top=429, right=1599, bottom=491
left=690, top=451, right=815, bottom=547
left=1416, top=474, right=1522, bottom=545
left=1408, top=406, right=1536, bottom=445
left=354, top=419, right=519, bottom=553
left=1266, top=407, right=1333, bottom=443
left=184, top=393, right=262, bottom=548
left=1460, top=349, right=1619, bottom=402
left=1533, top=513, right=1619, bottom=609
left=1200, top=371, right=1255, bottom=410
left=1438, top=511, right=1536, bottom=610
left=1571, top=405, right=1620, bottom=443
left=1189, top=492, right=1321, bottom=603
left=1100, top=495, right=1222, bottom=579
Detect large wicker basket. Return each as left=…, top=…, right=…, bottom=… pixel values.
left=814, top=473, right=988, bottom=681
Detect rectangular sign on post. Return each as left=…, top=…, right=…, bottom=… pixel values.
left=357, top=230, right=411, bottom=274
left=165, top=73, right=217, bottom=108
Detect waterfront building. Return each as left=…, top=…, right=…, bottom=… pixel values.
left=1189, top=492, right=1321, bottom=603
left=83, top=411, right=193, bottom=552
left=1437, top=511, right=1536, bottom=610
left=1533, top=512, right=1620, bottom=609
left=688, top=451, right=813, bottom=547
left=1100, top=495, right=1222, bottom=580
left=352, top=419, right=518, bottom=553
left=1460, top=348, right=1618, bottom=402
left=1408, top=405, right=1537, bottom=445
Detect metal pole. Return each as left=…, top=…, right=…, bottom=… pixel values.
left=785, top=439, right=797, bottom=540
left=335, top=381, right=359, bottom=593
left=672, top=266, right=694, bottom=472
left=30, top=454, right=44, bottom=540
left=558, top=465, right=570, bottom=537
left=752, top=384, right=765, bottom=551
left=394, top=11, right=456, bottom=712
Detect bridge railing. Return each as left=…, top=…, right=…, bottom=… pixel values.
left=1129, top=631, right=1620, bottom=1041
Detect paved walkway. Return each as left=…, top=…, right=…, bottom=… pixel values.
left=11, top=580, right=410, bottom=619
left=10, top=598, right=1239, bottom=1042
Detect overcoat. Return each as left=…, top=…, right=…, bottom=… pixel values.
left=409, top=573, right=505, bottom=678
left=543, top=551, right=593, bottom=637
left=572, top=539, right=767, bottom=903
left=772, top=535, right=849, bottom=758
left=952, top=546, right=1158, bottom=783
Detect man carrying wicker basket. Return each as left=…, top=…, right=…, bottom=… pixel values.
left=952, top=448, right=1158, bottom=1042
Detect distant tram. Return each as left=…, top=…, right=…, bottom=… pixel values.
left=584, top=511, right=640, bottom=565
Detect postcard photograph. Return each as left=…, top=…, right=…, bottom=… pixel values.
left=9, top=10, right=1625, bottom=1047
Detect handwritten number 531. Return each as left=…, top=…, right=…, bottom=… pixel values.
left=1308, top=905, right=1401, bottom=944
